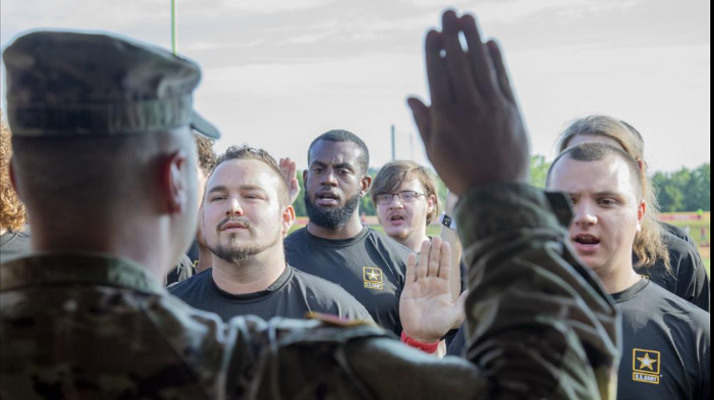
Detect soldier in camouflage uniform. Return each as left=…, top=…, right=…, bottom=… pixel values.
left=1, top=9, right=620, bottom=400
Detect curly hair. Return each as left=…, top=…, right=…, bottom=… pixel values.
left=0, top=110, right=27, bottom=232
left=195, top=134, right=216, bottom=176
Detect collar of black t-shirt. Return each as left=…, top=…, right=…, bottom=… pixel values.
left=208, top=264, right=294, bottom=302
left=610, top=276, right=650, bottom=303
left=301, top=226, right=371, bottom=248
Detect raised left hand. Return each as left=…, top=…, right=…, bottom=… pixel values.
left=399, top=237, right=466, bottom=342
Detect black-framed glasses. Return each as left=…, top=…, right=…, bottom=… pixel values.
left=374, top=191, right=426, bottom=205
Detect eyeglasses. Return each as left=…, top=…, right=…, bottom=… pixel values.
left=374, top=191, right=426, bottom=205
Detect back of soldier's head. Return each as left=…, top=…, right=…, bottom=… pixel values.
left=3, top=31, right=219, bottom=254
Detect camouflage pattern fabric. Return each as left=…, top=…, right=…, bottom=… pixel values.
left=3, top=31, right=219, bottom=139
left=0, top=184, right=620, bottom=399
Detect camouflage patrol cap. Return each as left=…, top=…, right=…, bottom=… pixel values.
left=2, top=30, right=220, bottom=139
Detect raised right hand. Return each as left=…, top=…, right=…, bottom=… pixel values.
left=408, top=10, right=530, bottom=195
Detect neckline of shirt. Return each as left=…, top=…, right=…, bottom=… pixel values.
left=208, top=264, right=294, bottom=302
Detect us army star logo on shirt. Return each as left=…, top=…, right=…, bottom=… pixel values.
left=632, top=348, right=661, bottom=384
left=363, top=267, right=384, bottom=290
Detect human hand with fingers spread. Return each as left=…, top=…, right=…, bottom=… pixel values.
left=279, top=157, right=300, bottom=205
left=408, top=10, right=530, bottom=195
left=399, top=237, right=467, bottom=343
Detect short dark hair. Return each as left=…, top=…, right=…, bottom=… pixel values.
left=547, top=142, right=644, bottom=199
left=11, top=131, right=184, bottom=215
left=211, top=145, right=289, bottom=206
left=370, top=160, right=440, bottom=225
left=307, top=129, right=369, bottom=174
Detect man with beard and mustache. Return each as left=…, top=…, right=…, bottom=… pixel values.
left=285, top=130, right=412, bottom=336
left=169, top=145, right=373, bottom=323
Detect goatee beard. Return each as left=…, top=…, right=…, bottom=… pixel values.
left=209, top=243, right=263, bottom=264
left=209, top=227, right=281, bottom=265
left=304, top=192, right=360, bottom=231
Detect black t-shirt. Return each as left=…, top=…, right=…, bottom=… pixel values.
left=0, top=227, right=32, bottom=264
left=284, top=227, right=409, bottom=335
left=634, top=230, right=709, bottom=312
left=613, top=278, right=710, bottom=400
left=446, top=324, right=467, bottom=357
left=168, top=265, right=373, bottom=323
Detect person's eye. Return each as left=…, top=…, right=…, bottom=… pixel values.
left=598, top=198, right=618, bottom=207
left=403, top=192, right=418, bottom=201
left=312, top=167, right=323, bottom=174
left=210, top=195, right=225, bottom=202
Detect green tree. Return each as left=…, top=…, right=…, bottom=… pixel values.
left=685, top=164, right=710, bottom=212
left=652, top=163, right=710, bottom=212
left=530, top=155, right=551, bottom=189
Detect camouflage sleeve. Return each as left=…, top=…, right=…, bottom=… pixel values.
left=454, top=184, right=620, bottom=399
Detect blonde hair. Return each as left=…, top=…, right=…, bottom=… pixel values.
left=557, top=115, right=669, bottom=269
left=0, top=110, right=27, bottom=232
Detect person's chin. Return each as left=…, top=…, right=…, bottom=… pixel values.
left=385, top=227, right=409, bottom=240
left=576, top=253, right=605, bottom=271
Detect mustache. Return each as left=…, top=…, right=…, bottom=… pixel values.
left=217, top=217, right=251, bottom=231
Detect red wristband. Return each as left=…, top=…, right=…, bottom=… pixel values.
left=401, top=331, right=439, bottom=354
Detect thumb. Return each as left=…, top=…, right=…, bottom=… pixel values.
left=451, top=290, right=469, bottom=329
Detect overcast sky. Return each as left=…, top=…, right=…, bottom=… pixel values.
left=1, top=0, right=710, bottom=173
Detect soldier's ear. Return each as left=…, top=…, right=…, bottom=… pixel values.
left=160, top=150, right=190, bottom=215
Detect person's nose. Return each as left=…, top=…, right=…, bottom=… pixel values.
left=320, top=167, right=338, bottom=187
left=572, top=201, right=597, bottom=227
left=388, top=194, right=404, bottom=209
left=226, top=197, right=244, bottom=217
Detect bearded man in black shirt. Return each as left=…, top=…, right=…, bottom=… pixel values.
left=285, top=131, right=412, bottom=335
left=170, top=145, right=372, bottom=323
left=546, top=142, right=710, bottom=400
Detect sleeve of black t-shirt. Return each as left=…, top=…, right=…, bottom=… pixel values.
left=665, top=233, right=710, bottom=312
left=661, top=221, right=698, bottom=247
left=635, top=232, right=709, bottom=312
